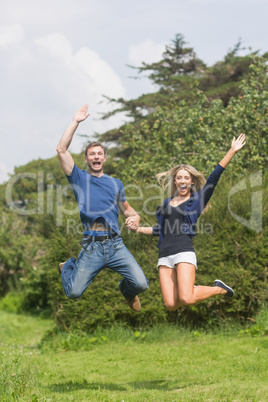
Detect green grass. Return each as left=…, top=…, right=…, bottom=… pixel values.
left=0, top=311, right=267, bottom=401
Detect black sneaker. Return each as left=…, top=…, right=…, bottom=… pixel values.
left=214, top=279, right=234, bottom=297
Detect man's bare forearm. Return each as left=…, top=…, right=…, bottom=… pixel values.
left=57, top=104, right=90, bottom=155
left=123, top=206, right=139, bottom=218
left=56, top=120, right=79, bottom=154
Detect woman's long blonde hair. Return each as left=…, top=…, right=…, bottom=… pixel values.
left=156, top=164, right=206, bottom=196
left=156, top=164, right=211, bottom=213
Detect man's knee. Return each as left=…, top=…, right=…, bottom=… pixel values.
left=136, top=278, right=149, bottom=293
left=65, top=289, right=83, bottom=300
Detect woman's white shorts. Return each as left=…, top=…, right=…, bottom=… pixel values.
left=158, top=251, right=197, bottom=269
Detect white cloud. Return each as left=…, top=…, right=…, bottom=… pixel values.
left=127, top=39, right=166, bottom=95
left=128, top=39, right=165, bottom=66
left=0, top=24, right=24, bottom=47
left=33, top=32, right=127, bottom=110
left=0, top=29, right=128, bottom=184
left=35, top=33, right=73, bottom=60
left=74, top=47, right=126, bottom=99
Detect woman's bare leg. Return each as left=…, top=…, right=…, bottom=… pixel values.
left=159, top=263, right=230, bottom=310
left=176, top=262, right=227, bottom=305
left=159, top=266, right=180, bottom=311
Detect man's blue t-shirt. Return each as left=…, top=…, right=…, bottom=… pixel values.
left=66, top=164, right=126, bottom=235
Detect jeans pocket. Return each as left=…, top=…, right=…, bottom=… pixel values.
left=112, top=239, right=124, bottom=250
left=82, top=242, right=95, bottom=253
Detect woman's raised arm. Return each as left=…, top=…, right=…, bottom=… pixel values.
left=219, top=133, right=246, bottom=168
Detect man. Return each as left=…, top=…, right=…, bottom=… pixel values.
left=56, top=104, right=149, bottom=312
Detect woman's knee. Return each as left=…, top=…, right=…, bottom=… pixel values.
left=166, top=304, right=178, bottom=312
left=164, top=300, right=178, bottom=311
left=179, top=295, right=194, bottom=306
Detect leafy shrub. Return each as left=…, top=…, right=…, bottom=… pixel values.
left=239, top=308, right=268, bottom=337
left=42, top=172, right=267, bottom=332
left=0, top=292, right=24, bottom=313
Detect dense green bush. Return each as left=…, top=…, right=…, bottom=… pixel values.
left=36, top=171, right=267, bottom=332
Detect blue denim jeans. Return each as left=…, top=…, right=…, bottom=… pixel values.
left=61, top=236, right=149, bottom=301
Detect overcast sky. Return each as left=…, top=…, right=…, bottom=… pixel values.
left=0, top=0, right=267, bottom=184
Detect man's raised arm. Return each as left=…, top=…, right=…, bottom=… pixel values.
left=56, top=104, right=90, bottom=175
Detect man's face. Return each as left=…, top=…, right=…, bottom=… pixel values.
left=85, top=146, right=107, bottom=174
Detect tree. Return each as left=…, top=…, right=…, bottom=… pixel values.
left=99, top=35, right=266, bottom=154
left=109, top=55, right=267, bottom=185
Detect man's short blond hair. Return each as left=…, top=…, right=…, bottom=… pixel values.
left=85, top=142, right=107, bottom=156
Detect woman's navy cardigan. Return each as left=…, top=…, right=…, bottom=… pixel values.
left=152, top=164, right=225, bottom=248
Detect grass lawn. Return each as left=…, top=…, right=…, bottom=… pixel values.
left=0, top=311, right=267, bottom=401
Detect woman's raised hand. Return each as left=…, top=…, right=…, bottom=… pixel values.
left=231, top=133, right=246, bottom=153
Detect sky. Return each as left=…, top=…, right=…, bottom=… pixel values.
left=0, top=0, right=267, bottom=184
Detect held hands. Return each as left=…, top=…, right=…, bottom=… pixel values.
left=230, top=133, right=246, bottom=153
left=125, top=216, right=140, bottom=231
left=73, top=104, right=90, bottom=123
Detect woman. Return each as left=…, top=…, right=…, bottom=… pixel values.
left=131, top=134, right=246, bottom=311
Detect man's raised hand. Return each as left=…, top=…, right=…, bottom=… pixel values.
left=73, top=104, right=90, bottom=123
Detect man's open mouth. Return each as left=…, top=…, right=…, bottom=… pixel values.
left=93, top=161, right=101, bottom=166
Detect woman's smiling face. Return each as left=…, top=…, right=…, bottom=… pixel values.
left=174, top=169, right=193, bottom=197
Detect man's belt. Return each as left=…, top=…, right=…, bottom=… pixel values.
left=80, top=233, right=119, bottom=245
